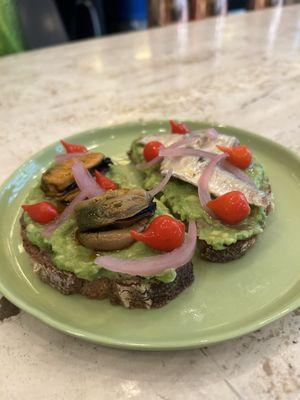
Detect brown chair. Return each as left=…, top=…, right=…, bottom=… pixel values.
left=148, top=0, right=273, bottom=27
left=248, top=0, right=269, bottom=9
left=148, top=0, right=220, bottom=26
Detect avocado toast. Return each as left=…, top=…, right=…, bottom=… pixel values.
left=20, top=124, right=273, bottom=309
left=20, top=145, right=195, bottom=309
left=128, top=122, right=273, bottom=262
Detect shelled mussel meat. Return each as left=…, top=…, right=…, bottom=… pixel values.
left=41, top=153, right=112, bottom=202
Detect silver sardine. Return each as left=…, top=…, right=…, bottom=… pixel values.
left=139, top=131, right=269, bottom=208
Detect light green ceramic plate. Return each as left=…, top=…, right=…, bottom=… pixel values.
left=0, top=122, right=299, bottom=350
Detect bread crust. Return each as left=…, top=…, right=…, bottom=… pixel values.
left=198, top=236, right=257, bottom=262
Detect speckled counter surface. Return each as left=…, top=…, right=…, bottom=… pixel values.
left=0, top=5, right=300, bottom=399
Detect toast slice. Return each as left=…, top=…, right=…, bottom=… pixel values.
left=21, top=216, right=194, bottom=309
left=127, top=135, right=273, bottom=263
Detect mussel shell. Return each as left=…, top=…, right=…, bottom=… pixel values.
left=77, top=218, right=149, bottom=251
left=110, top=203, right=156, bottom=229
left=97, top=157, right=112, bottom=173
left=75, top=188, right=154, bottom=232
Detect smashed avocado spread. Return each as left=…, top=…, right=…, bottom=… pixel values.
left=24, top=186, right=175, bottom=283
left=127, top=140, right=269, bottom=250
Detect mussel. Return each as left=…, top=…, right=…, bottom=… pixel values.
left=75, top=188, right=156, bottom=251
left=41, top=153, right=112, bottom=202
left=77, top=218, right=149, bottom=251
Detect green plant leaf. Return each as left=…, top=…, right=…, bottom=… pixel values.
left=0, top=0, right=24, bottom=55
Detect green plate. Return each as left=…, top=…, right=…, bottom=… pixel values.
left=0, top=121, right=299, bottom=350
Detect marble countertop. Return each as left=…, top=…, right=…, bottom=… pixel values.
left=0, top=5, right=300, bottom=399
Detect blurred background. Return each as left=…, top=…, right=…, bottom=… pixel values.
left=1, top=0, right=299, bottom=56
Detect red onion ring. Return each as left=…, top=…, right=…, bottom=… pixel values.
left=168, top=136, right=196, bottom=149
left=94, top=220, right=197, bottom=276
left=72, top=160, right=104, bottom=198
left=42, top=190, right=88, bottom=237
left=220, top=160, right=256, bottom=187
left=55, top=152, right=88, bottom=164
left=205, top=128, right=218, bottom=140
left=136, top=155, right=163, bottom=170
left=198, top=153, right=227, bottom=215
left=148, top=169, right=173, bottom=198
left=159, top=147, right=216, bottom=159
left=136, top=137, right=196, bottom=170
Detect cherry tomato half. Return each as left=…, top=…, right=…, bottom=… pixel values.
left=207, top=191, right=250, bottom=225
left=169, top=120, right=189, bottom=134
left=217, top=145, right=252, bottom=169
left=130, top=215, right=185, bottom=252
left=22, top=202, right=58, bottom=224
left=94, top=171, right=118, bottom=191
left=143, top=141, right=164, bottom=161
left=61, top=140, right=87, bottom=153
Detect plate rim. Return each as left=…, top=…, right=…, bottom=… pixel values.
left=0, top=121, right=299, bottom=350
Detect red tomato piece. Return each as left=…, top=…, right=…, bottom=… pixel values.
left=143, top=141, right=164, bottom=161
left=94, top=171, right=118, bottom=191
left=217, top=145, right=252, bottom=169
left=22, top=202, right=58, bottom=224
left=207, top=191, right=250, bottom=225
left=61, top=140, right=87, bottom=153
left=169, top=120, right=189, bottom=134
left=130, top=215, right=185, bottom=252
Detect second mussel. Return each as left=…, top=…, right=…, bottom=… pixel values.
left=74, top=188, right=156, bottom=251
left=41, top=152, right=112, bottom=203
